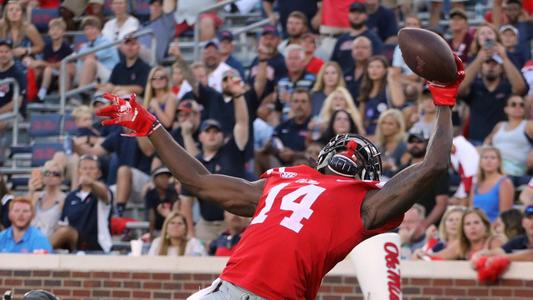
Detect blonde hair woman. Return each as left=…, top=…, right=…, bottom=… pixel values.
left=431, top=208, right=503, bottom=260
left=0, top=0, right=44, bottom=59
left=470, top=146, right=514, bottom=223
left=374, top=109, right=407, bottom=179
left=467, top=23, right=501, bottom=60
left=310, top=62, right=346, bottom=117
left=28, top=160, right=66, bottom=237
left=318, top=86, right=365, bottom=135
left=148, top=212, right=206, bottom=256
left=144, top=66, right=177, bottom=129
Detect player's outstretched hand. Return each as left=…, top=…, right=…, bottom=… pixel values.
left=427, top=54, right=465, bottom=107
left=96, top=93, right=161, bottom=137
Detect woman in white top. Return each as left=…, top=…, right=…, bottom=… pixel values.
left=485, top=95, right=533, bottom=184
left=102, top=0, right=140, bottom=42
left=28, top=160, right=66, bottom=237
left=148, top=211, right=206, bottom=256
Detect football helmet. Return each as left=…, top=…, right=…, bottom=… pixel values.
left=316, top=134, right=382, bottom=180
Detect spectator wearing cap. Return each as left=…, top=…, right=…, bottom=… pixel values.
left=102, top=0, right=140, bottom=42
left=0, top=0, right=44, bottom=61
left=144, top=167, right=179, bottom=239
left=493, top=0, right=533, bottom=61
left=277, top=44, right=316, bottom=121
left=77, top=16, right=120, bottom=90
left=170, top=99, right=202, bottom=156
left=277, top=11, right=309, bottom=54
left=217, top=30, right=245, bottom=79
left=301, top=33, right=324, bottom=75
left=248, top=25, right=287, bottom=84
left=399, top=129, right=450, bottom=243
left=499, top=25, right=527, bottom=70
left=180, top=79, right=249, bottom=245
left=459, top=26, right=527, bottom=145
left=0, top=39, right=26, bottom=118
left=25, top=18, right=74, bottom=101
left=50, top=155, right=113, bottom=252
left=262, top=0, right=319, bottom=37
left=0, top=197, right=52, bottom=253
left=365, top=0, right=398, bottom=44
left=201, top=39, right=234, bottom=93
left=98, top=36, right=151, bottom=96
left=330, top=2, right=383, bottom=75
left=446, top=8, right=474, bottom=64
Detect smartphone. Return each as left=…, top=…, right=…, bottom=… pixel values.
left=484, top=39, right=496, bottom=49
left=31, top=168, right=42, bottom=181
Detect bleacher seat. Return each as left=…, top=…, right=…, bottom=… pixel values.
left=31, top=141, right=64, bottom=167
left=31, top=8, right=60, bottom=33
left=63, top=113, right=78, bottom=135
left=29, top=113, right=62, bottom=138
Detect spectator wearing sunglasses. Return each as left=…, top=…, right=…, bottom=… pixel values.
left=484, top=95, right=533, bottom=187
left=27, top=160, right=66, bottom=238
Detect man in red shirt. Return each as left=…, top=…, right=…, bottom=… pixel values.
left=97, top=57, right=464, bottom=299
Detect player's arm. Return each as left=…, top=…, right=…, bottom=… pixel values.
left=96, top=93, right=264, bottom=217
left=362, top=55, right=464, bottom=230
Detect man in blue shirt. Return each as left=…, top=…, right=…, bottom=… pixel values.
left=218, top=30, right=245, bottom=79
left=330, top=2, right=383, bottom=75
left=0, top=197, right=52, bottom=253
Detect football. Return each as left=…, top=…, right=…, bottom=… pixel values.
left=398, top=28, right=457, bottom=85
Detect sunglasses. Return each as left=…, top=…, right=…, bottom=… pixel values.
left=151, top=76, right=167, bottom=81
left=43, top=170, right=61, bottom=177
left=509, top=102, right=525, bottom=108
left=80, top=154, right=98, bottom=161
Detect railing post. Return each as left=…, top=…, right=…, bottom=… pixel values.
left=59, top=57, right=68, bottom=136
left=11, top=79, right=19, bottom=146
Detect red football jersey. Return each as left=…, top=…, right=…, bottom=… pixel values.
left=220, top=165, right=403, bottom=299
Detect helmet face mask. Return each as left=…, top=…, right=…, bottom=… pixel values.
left=317, top=134, right=382, bottom=180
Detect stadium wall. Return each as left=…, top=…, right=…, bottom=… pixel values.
left=0, top=254, right=532, bottom=299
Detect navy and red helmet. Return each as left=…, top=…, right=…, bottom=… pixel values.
left=317, top=134, right=382, bottom=181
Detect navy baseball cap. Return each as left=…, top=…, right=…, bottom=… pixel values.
left=0, top=39, right=13, bottom=48
left=407, top=129, right=429, bottom=143
left=262, top=25, right=279, bottom=37
left=349, top=2, right=367, bottom=13
left=200, top=119, right=222, bottom=132
left=525, top=205, right=533, bottom=217
left=204, top=39, right=220, bottom=49
left=218, top=30, right=234, bottom=42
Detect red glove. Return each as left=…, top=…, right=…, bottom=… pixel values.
left=427, top=54, right=465, bottom=107
left=95, top=93, right=161, bottom=137
left=475, top=256, right=510, bottom=284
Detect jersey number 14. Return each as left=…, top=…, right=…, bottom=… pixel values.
left=250, top=183, right=326, bottom=233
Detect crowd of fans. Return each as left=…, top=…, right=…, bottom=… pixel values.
left=0, top=0, right=532, bottom=274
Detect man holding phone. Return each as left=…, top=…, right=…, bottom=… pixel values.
left=458, top=34, right=527, bottom=145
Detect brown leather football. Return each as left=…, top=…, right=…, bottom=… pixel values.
left=398, top=28, right=457, bottom=85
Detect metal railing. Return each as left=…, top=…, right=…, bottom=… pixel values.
left=59, top=28, right=157, bottom=135
left=192, top=0, right=237, bottom=61
left=0, top=78, right=20, bottom=146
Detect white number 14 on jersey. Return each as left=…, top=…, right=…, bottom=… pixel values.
left=250, top=183, right=326, bottom=233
